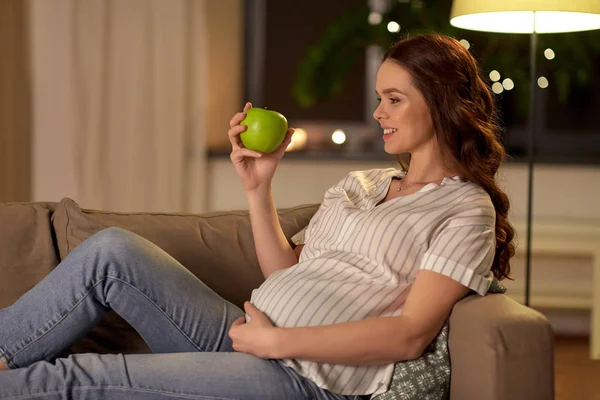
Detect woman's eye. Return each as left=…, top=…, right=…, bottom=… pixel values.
left=376, top=96, right=400, bottom=104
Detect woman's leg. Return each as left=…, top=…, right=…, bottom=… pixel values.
left=0, top=227, right=244, bottom=369
left=0, top=352, right=359, bottom=400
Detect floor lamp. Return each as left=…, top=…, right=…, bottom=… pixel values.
left=449, top=1, right=600, bottom=307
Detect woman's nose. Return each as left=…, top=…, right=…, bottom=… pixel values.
left=373, top=104, right=385, bottom=121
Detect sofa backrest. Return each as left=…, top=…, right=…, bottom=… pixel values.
left=51, top=198, right=320, bottom=309
left=0, top=202, right=60, bottom=308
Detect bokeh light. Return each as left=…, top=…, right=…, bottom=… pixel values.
left=331, top=129, right=346, bottom=145
left=489, top=70, right=501, bottom=82
left=492, top=82, right=504, bottom=94
left=368, top=12, right=382, bottom=25
left=502, top=78, right=514, bottom=90
left=387, top=21, right=400, bottom=33
left=286, top=128, right=308, bottom=152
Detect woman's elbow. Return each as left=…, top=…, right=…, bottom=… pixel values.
left=395, top=335, right=431, bottom=361
left=406, top=338, right=429, bottom=360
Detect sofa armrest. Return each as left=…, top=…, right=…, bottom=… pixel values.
left=448, top=294, right=554, bottom=400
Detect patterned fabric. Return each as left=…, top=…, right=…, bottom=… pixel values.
left=372, top=280, right=507, bottom=400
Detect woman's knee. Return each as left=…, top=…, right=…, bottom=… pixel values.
left=89, top=227, right=135, bottom=247
left=81, top=227, right=149, bottom=260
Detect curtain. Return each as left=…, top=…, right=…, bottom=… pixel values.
left=30, top=0, right=208, bottom=212
left=0, top=0, right=31, bottom=202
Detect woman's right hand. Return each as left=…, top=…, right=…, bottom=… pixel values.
left=228, top=102, right=295, bottom=194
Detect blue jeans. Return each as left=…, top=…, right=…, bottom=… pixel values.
left=0, top=228, right=361, bottom=400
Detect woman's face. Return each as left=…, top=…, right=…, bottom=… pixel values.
left=373, top=60, right=436, bottom=155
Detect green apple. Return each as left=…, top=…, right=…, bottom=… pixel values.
left=240, top=108, right=288, bottom=153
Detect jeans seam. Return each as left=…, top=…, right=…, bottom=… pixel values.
left=8, top=275, right=203, bottom=364
left=1, top=385, right=232, bottom=400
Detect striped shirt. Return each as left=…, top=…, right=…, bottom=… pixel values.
left=250, top=167, right=496, bottom=396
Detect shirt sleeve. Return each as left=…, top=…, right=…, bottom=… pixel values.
left=419, top=222, right=496, bottom=296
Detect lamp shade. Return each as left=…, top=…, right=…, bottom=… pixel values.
left=450, top=0, right=600, bottom=33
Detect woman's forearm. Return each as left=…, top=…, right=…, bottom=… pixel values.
left=273, top=316, right=427, bottom=365
left=246, top=185, right=298, bottom=278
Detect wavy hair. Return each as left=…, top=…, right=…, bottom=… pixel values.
left=383, top=33, right=515, bottom=280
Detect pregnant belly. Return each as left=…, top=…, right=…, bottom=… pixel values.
left=250, top=267, right=390, bottom=328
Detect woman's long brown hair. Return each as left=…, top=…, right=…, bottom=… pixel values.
left=383, top=33, right=515, bottom=280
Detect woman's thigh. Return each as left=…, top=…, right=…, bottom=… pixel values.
left=0, top=352, right=358, bottom=400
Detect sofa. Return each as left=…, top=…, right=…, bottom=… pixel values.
left=0, top=198, right=555, bottom=399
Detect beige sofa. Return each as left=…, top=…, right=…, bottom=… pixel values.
left=0, top=198, right=555, bottom=399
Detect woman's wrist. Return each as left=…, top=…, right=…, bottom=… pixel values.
left=245, top=183, right=272, bottom=199
left=270, top=327, right=290, bottom=359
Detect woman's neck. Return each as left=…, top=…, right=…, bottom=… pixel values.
left=402, top=156, right=457, bottom=184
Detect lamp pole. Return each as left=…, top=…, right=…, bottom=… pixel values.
left=524, top=27, right=537, bottom=307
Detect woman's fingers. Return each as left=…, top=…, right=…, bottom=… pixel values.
left=228, top=103, right=254, bottom=149
left=230, top=147, right=263, bottom=162
left=285, top=128, right=295, bottom=143
left=229, top=111, right=247, bottom=129
left=228, top=124, right=247, bottom=149
left=229, top=103, right=252, bottom=128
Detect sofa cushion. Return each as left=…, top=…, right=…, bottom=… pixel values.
left=51, top=197, right=319, bottom=354
left=0, top=202, right=59, bottom=308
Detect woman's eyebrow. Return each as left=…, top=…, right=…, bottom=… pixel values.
left=375, top=88, right=407, bottom=96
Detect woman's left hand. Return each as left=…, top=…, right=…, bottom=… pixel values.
left=228, top=302, right=280, bottom=359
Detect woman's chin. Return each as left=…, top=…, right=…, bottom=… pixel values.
left=383, top=143, right=409, bottom=155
